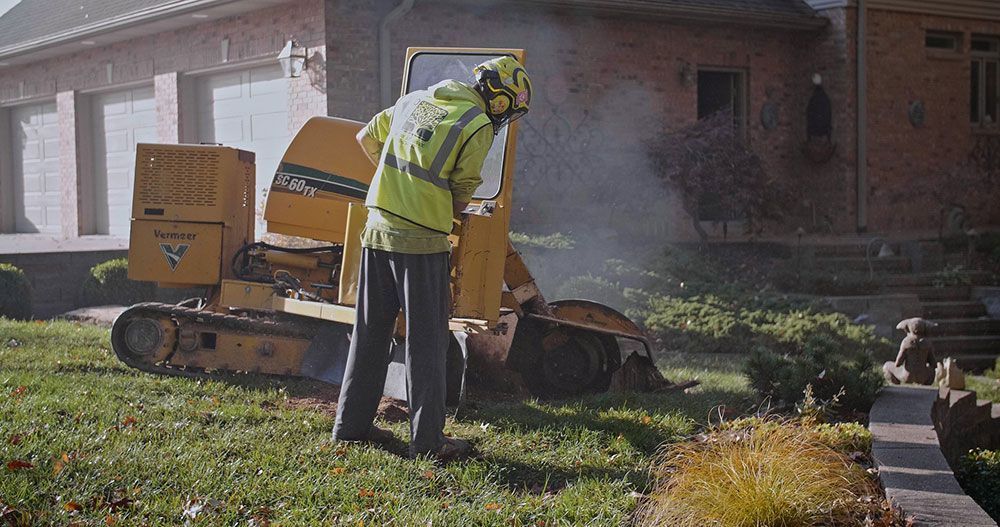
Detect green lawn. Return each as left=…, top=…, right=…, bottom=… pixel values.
left=0, top=320, right=751, bottom=526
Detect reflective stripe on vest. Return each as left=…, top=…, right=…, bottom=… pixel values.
left=366, top=90, right=489, bottom=234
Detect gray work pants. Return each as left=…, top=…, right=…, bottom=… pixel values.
left=332, top=247, right=451, bottom=455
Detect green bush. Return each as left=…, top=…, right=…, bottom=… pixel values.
left=769, top=264, right=880, bottom=296
left=744, top=333, right=883, bottom=413
left=554, top=274, right=627, bottom=308
left=80, top=258, right=155, bottom=306
left=957, top=449, right=1000, bottom=520
left=0, top=263, right=32, bottom=320
left=636, top=292, right=888, bottom=358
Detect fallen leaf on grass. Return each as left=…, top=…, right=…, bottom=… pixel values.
left=63, top=501, right=83, bottom=512
left=358, top=489, right=375, bottom=498
left=640, top=415, right=652, bottom=425
left=8, top=434, right=22, bottom=445
left=181, top=498, right=223, bottom=523
left=107, top=497, right=133, bottom=512
left=330, top=467, right=346, bottom=475
left=422, top=470, right=434, bottom=480
left=121, top=416, right=138, bottom=428
left=10, top=386, right=26, bottom=399
left=105, top=514, right=117, bottom=526
left=6, top=460, right=33, bottom=471
left=484, top=502, right=501, bottom=511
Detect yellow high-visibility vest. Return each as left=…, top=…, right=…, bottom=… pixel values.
left=366, top=90, right=491, bottom=234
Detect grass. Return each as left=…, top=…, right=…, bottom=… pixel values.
left=636, top=419, right=880, bottom=527
left=0, top=319, right=751, bottom=526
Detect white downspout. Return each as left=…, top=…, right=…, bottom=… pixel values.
left=379, top=0, right=415, bottom=108
left=856, top=0, right=868, bottom=232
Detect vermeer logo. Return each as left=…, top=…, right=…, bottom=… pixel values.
left=159, top=243, right=190, bottom=271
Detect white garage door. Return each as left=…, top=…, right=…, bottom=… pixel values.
left=196, top=65, right=290, bottom=235
left=11, top=102, right=60, bottom=234
left=92, top=86, right=157, bottom=237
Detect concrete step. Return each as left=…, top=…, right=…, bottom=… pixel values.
left=813, top=256, right=910, bottom=273
left=929, top=317, right=1000, bottom=337
left=923, top=301, right=987, bottom=319
left=929, top=335, right=1000, bottom=355
left=883, top=271, right=992, bottom=287
left=888, top=285, right=972, bottom=302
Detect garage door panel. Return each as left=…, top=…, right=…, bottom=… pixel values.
left=205, top=72, right=244, bottom=102
left=250, top=112, right=288, bottom=140
left=104, top=129, right=130, bottom=153
left=249, top=68, right=284, bottom=96
left=134, top=126, right=157, bottom=144
left=92, top=86, right=155, bottom=236
left=107, top=168, right=131, bottom=189
left=211, top=116, right=245, bottom=142
left=40, top=104, right=57, bottom=124
left=197, top=64, right=289, bottom=236
left=131, top=87, right=155, bottom=111
left=12, top=102, right=61, bottom=233
left=44, top=172, right=60, bottom=192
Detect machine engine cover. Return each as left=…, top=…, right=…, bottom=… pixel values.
left=128, top=220, right=223, bottom=285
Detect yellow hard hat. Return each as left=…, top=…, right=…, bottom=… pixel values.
left=473, top=56, right=531, bottom=134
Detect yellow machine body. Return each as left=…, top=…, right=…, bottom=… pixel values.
left=113, top=47, right=660, bottom=401
left=127, top=143, right=255, bottom=287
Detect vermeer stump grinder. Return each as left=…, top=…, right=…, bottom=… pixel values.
left=112, top=48, right=668, bottom=403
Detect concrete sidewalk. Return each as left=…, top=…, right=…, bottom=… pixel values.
left=869, top=385, right=996, bottom=526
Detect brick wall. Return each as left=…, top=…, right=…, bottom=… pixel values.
left=0, top=0, right=327, bottom=239
left=865, top=9, right=1000, bottom=233
left=0, top=1, right=325, bottom=104
left=0, top=250, right=126, bottom=318
left=327, top=1, right=860, bottom=240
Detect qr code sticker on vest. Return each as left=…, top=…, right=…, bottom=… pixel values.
left=402, top=101, right=448, bottom=143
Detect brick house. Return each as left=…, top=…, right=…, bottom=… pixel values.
left=0, top=0, right=997, bottom=315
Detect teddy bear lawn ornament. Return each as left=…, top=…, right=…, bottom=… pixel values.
left=883, top=317, right=938, bottom=385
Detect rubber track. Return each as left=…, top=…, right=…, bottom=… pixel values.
left=112, top=302, right=325, bottom=380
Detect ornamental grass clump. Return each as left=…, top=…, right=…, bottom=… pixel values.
left=638, top=421, right=875, bottom=527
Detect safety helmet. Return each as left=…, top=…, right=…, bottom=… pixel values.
left=472, top=56, right=531, bottom=134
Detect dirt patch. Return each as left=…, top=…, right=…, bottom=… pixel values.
left=284, top=384, right=409, bottom=423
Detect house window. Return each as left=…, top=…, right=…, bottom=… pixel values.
left=971, top=36, right=1000, bottom=127
left=696, top=69, right=747, bottom=222
left=697, top=69, right=747, bottom=138
left=926, top=31, right=961, bottom=52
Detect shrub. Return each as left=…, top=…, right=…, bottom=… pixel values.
left=744, top=333, right=883, bottom=413
left=0, top=263, right=32, bottom=320
left=637, top=420, right=876, bottom=527
left=637, top=292, right=889, bottom=359
left=554, top=274, right=627, bottom=308
left=80, top=258, right=155, bottom=306
left=957, top=449, right=1000, bottom=520
left=769, top=264, right=880, bottom=296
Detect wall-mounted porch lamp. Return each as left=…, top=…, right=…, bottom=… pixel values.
left=278, top=40, right=307, bottom=78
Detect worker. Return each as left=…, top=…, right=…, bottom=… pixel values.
left=332, top=56, right=532, bottom=460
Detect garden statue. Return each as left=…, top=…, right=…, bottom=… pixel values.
left=883, top=317, right=938, bottom=385
left=934, top=357, right=966, bottom=390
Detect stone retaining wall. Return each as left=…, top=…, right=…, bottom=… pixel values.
left=932, top=387, right=1000, bottom=466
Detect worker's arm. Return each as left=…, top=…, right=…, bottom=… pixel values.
left=356, top=128, right=383, bottom=167
left=449, top=124, right=493, bottom=218
left=358, top=107, right=394, bottom=166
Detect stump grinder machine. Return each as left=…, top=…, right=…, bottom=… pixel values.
left=111, top=47, right=664, bottom=402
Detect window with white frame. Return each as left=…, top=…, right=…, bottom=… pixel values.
left=971, top=36, right=1000, bottom=127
